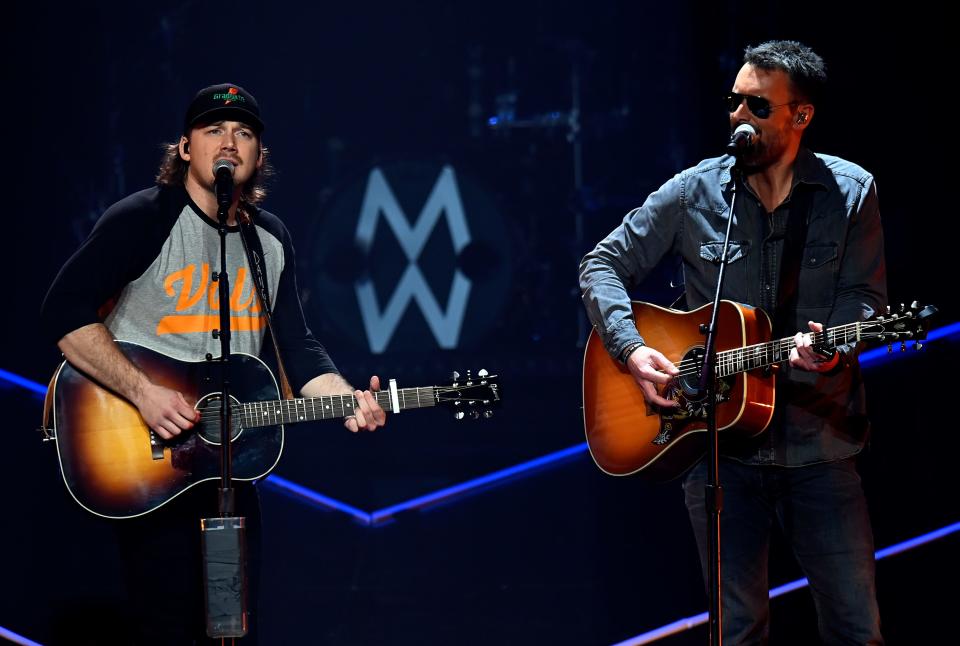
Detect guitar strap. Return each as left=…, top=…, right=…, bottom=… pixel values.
left=772, top=184, right=813, bottom=337
left=236, top=205, right=296, bottom=401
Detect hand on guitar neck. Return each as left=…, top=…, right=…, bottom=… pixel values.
left=301, top=372, right=387, bottom=433
left=347, top=375, right=387, bottom=433
left=789, top=321, right=840, bottom=372
left=625, top=346, right=680, bottom=408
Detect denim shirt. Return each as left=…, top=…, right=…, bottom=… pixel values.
left=579, top=148, right=887, bottom=466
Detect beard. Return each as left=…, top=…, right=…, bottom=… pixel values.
left=735, top=132, right=784, bottom=175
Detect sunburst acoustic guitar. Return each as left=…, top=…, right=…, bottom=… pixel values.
left=582, top=300, right=936, bottom=479
left=41, top=341, right=501, bottom=518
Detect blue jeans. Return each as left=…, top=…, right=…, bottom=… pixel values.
left=683, top=457, right=882, bottom=645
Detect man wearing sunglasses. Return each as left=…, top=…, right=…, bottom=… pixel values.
left=580, top=40, right=884, bottom=644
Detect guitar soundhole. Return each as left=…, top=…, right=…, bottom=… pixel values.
left=677, top=347, right=706, bottom=398
left=194, top=395, right=245, bottom=445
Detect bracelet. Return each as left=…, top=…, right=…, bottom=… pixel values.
left=620, top=341, right=645, bottom=364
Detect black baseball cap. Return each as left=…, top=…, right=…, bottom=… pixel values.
left=183, top=83, right=264, bottom=134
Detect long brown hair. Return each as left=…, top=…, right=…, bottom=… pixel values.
left=155, top=138, right=274, bottom=206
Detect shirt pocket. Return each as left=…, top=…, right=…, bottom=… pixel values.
left=698, top=240, right=751, bottom=300
left=699, top=240, right=751, bottom=264
left=796, top=242, right=838, bottom=308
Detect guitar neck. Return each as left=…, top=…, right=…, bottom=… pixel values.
left=715, top=321, right=862, bottom=377
left=240, top=387, right=438, bottom=429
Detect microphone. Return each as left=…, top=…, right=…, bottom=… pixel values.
left=213, top=159, right=235, bottom=209
left=725, top=123, right=757, bottom=156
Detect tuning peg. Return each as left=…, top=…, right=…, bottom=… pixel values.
left=483, top=410, right=494, bottom=419
left=900, top=341, right=906, bottom=352
left=900, top=303, right=905, bottom=313
left=886, top=305, right=891, bottom=314
left=454, top=411, right=465, bottom=421
left=478, top=369, right=489, bottom=378
left=917, top=341, right=923, bottom=350
left=470, top=410, right=480, bottom=420
left=887, top=344, right=892, bottom=354
left=911, top=300, right=919, bottom=309
left=451, top=370, right=460, bottom=381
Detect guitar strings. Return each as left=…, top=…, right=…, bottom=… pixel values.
left=666, top=323, right=863, bottom=378
left=189, top=385, right=485, bottom=423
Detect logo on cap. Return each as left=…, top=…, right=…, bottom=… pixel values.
left=211, top=87, right=246, bottom=104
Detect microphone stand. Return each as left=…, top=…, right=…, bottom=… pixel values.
left=697, top=160, right=742, bottom=646
left=201, top=166, right=248, bottom=640
left=214, top=173, right=235, bottom=531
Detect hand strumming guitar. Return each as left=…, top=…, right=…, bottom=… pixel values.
left=625, top=345, right=680, bottom=408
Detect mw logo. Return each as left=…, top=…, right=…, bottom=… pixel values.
left=354, top=165, right=472, bottom=353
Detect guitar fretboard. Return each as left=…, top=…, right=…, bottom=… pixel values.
left=240, top=388, right=438, bottom=429
left=715, top=322, right=862, bottom=377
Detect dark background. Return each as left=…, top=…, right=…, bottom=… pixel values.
left=3, top=1, right=957, bottom=644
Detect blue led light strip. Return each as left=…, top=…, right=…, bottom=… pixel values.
left=258, top=443, right=589, bottom=526
left=0, top=368, right=47, bottom=395
left=610, top=520, right=960, bottom=646
left=259, top=474, right=373, bottom=525
left=367, top=443, right=587, bottom=524
left=0, top=625, right=44, bottom=646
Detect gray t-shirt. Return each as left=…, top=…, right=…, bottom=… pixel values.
left=106, top=204, right=284, bottom=362
left=42, top=185, right=338, bottom=391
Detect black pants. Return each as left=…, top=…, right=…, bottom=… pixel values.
left=114, top=482, right=262, bottom=645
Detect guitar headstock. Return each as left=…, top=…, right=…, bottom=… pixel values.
left=437, top=370, right=502, bottom=421
left=860, top=301, right=938, bottom=351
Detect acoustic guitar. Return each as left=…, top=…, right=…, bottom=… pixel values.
left=42, top=341, right=501, bottom=518
left=582, top=300, right=935, bottom=479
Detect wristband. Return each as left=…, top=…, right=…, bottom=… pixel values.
left=620, top=341, right=645, bottom=364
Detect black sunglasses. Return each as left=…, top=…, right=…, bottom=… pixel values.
left=724, top=92, right=797, bottom=119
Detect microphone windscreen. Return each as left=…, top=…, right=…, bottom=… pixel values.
left=213, top=159, right=236, bottom=177
left=726, top=123, right=757, bottom=155
left=732, top=123, right=757, bottom=140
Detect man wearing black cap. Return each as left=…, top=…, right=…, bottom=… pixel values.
left=41, top=83, right=386, bottom=643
